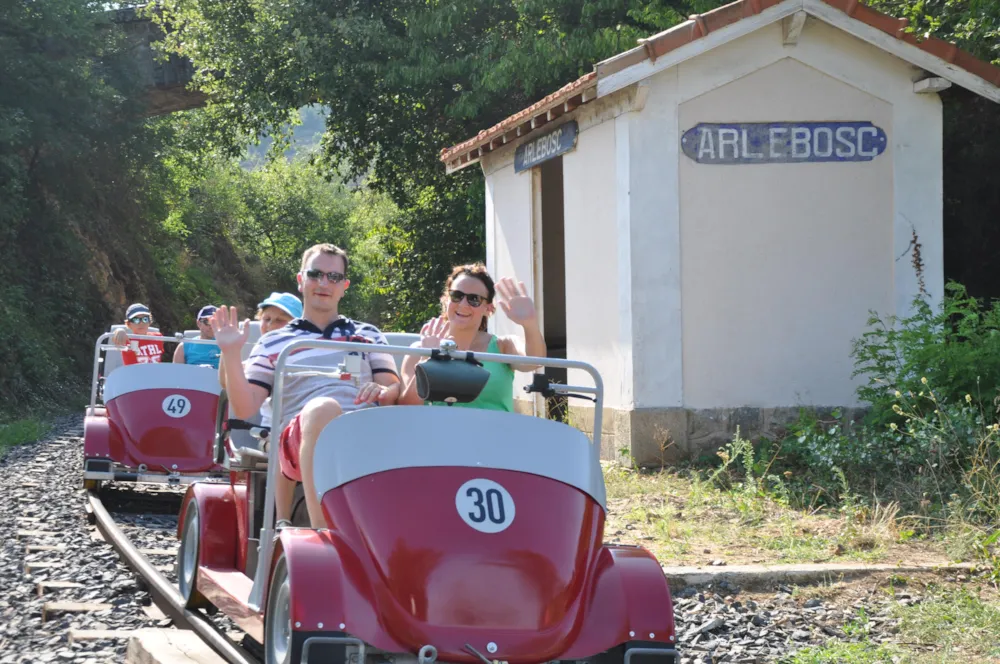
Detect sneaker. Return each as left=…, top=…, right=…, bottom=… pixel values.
left=275, top=519, right=293, bottom=529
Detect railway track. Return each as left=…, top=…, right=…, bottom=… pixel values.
left=85, top=489, right=260, bottom=664
left=0, top=415, right=263, bottom=664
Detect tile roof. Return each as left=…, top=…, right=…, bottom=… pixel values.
left=440, top=0, right=1000, bottom=173
left=440, top=72, right=597, bottom=172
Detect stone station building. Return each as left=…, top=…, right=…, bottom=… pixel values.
left=440, top=0, right=1000, bottom=465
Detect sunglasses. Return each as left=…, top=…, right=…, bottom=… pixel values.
left=449, top=290, right=487, bottom=307
left=128, top=315, right=151, bottom=324
left=198, top=317, right=212, bottom=325
left=303, top=269, right=346, bottom=284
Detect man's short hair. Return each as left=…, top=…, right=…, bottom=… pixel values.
left=300, top=243, right=349, bottom=274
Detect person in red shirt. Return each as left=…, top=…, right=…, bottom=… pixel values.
left=111, top=303, right=164, bottom=365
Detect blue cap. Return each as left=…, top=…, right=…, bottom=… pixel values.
left=197, top=305, right=218, bottom=319
left=257, top=292, right=302, bottom=319
left=126, top=303, right=150, bottom=319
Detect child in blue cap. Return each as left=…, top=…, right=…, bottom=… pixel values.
left=255, top=292, right=303, bottom=332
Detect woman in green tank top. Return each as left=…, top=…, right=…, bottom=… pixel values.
left=398, top=263, right=547, bottom=411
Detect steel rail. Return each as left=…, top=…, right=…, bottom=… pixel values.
left=86, top=491, right=260, bottom=664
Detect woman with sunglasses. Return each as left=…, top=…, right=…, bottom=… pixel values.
left=398, top=263, right=546, bottom=411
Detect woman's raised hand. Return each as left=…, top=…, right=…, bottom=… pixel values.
left=495, top=277, right=538, bottom=328
left=210, top=305, right=250, bottom=352
left=419, top=316, right=451, bottom=349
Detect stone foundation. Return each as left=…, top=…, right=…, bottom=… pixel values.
left=514, top=398, right=866, bottom=467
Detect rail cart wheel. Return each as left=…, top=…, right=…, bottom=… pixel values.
left=177, top=502, right=210, bottom=609
left=83, top=479, right=102, bottom=492
left=265, top=552, right=293, bottom=664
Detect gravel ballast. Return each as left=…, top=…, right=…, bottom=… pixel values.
left=0, top=414, right=977, bottom=663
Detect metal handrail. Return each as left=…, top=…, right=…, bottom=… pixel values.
left=245, top=338, right=605, bottom=611
left=88, top=332, right=221, bottom=412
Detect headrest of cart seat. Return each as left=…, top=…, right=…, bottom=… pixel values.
left=383, top=333, right=421, bottom=371
left=240, top=321, right=262, bottom=362
left=312, top=406, right=607, bottom=510
left=103, top=362, right=222, bottom=402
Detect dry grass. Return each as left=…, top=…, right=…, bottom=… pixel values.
left=602, top=462, right=952, bottom=567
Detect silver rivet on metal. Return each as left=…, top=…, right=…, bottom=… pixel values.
left=172, top=464, right=177, bottom=469
left=487, top=642, right=497, bottom=654
left=629, top=631, right=635, bottom=637
left=669, top=635, right=675, bottom=642
left=318, top=623, right=324, bottom=629
left=649, top=633, right=655, bottom=638
left=339, top=623, right=346, bottom=630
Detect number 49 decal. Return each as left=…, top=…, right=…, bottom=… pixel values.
left=162, top=394, right=192, bottom=418
left=455, top=479, right=515, bottom=533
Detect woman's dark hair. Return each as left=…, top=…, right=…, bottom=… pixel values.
left=442, top=262, right=495, bottom=331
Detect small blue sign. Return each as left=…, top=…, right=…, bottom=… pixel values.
left=515, top=121, right=579, bottom=173
left=680, top=122, right=887, bottom=164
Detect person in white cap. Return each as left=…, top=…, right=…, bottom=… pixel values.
left=217, top=292, right=304, bottom=427
left=173, top=305, right=221, bottom=368
left=111, top=303, right=164, bottom=365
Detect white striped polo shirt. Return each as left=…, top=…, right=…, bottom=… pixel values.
left=244, top=316, right=398, bottom=434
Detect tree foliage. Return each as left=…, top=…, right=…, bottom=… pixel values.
left=149, top=0, right=721, bottom=331
left=869, top=0, right=1000, bottom=65
left=152, top=0, right=703, bottom=201
left=0, top=0, right=164, bottom=412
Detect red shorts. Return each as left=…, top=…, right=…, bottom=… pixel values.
left=278, top=414, right=304, bottom=482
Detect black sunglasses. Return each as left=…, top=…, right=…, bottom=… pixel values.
left=198, top=317, right=212, bottom=324
left=449, top=290, right=487, bottom=307
left=128, top=315, right=151, bottom=324
left=304, top=269, right=346, bottom=284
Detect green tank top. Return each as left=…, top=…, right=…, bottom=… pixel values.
left=427, top=336, right=515, bottom=412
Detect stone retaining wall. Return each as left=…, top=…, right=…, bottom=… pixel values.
left=515, top=398, right=867, bottom=467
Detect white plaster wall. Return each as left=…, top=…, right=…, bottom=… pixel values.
left=561, top=120, right=630, bottom=409
left=679, top=56, right=893, bottom=407
left=482, top=163, right=536, bottom=401
left=623, top=17, right=943, bottom=409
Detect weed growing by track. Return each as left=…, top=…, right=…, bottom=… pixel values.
left=0, top=417, right=51, bottom=454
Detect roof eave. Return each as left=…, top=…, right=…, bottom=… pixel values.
left=596, top=0, right=1000, bottom=102
left=439, top=73, right=598, bottom=171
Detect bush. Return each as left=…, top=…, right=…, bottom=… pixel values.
left=771, top=282, right=1000, bottom=516
left=851, top=281, right=1000, bottom=428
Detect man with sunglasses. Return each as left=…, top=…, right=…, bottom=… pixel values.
left=111, top=303, right=165, bottom=365
left=212, top=243, right=401, bottom=529
left=172, top=305, right=222, bottom=368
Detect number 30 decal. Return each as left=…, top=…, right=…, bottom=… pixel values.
left=455, top=479, right=515, bottom=533
left=162, top=394, right=192, bottom=418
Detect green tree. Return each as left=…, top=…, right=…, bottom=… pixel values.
left=869, top=0, right=1000, bottom=64
left=0, top=0, right=165, bottom=412
left=150, top=0, right=718, bottom=323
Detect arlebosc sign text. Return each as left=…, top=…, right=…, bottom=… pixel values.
left=681, top=121, right=887, bottom=164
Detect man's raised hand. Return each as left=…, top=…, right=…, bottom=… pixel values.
left=210, top=305, right=250, bottom=352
